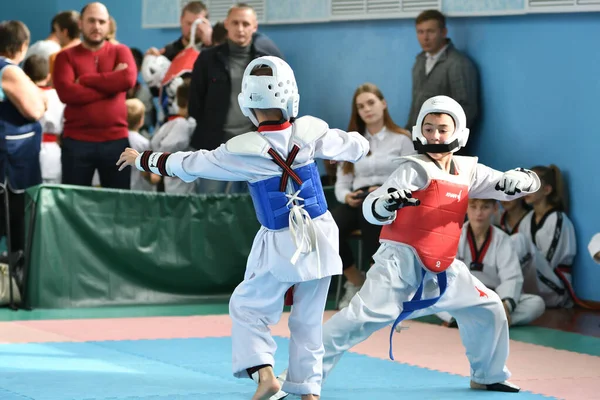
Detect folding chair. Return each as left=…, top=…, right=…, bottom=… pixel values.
left=334, top=229, right=363, bottom=310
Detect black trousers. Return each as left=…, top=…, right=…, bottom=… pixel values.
left=331, top=202, right=382, bottom=270
left=61, top=137, right=130, bottom=189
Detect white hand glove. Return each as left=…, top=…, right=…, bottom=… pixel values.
left=495, top=168, right=535, bottom=195
left=373, top=188, right=420, bottom=219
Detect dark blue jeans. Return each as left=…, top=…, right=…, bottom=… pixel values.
left=61, top=137, right=130, bottom=189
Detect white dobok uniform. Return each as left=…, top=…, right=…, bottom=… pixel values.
left=39, top=87, right=65, bottom=183
left=320, top=154, right=540, bottom=386
left=436, top=223, right=545, bottom=326
left=150, top=116, right=196, bottom=194
left=148, top=116, right=369, bottom=396
left=517, top=210, right=577, bottom=308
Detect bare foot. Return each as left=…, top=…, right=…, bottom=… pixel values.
left=252, top=367, right=281, bottom=400
left=301, top=395, right=319, bottom=400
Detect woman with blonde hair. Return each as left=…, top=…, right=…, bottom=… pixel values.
left=333, top=83, right=416, bottom=309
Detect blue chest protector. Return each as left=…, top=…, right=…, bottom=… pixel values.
left=248, top=162, right=328, bottom=230
left=0, top=58, right=42, bottom=191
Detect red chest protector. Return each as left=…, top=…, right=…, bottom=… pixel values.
left=380, top=155, right=476, bottom=273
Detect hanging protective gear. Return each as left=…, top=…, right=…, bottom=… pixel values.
left=140, top=54, right=171, bottom=89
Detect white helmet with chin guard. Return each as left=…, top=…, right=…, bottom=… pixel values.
left=412, top=95, right=469, bottom=153
left=237, top=56, right=300, bottom=127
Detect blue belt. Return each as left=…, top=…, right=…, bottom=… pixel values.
left=389, top=269, right=447, bottom=360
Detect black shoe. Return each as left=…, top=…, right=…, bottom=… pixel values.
left=470, top=380, right=520, bottom=392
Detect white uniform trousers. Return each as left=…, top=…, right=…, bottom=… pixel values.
left=229, top=269, right=331, bottom=396
left=40, top=141, right=61, bottom=183
left=321, top=242, right=511, bottom=385
left=437, top=292, right=545, bottom=327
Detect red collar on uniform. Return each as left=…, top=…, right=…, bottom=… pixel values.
left=258, top=121, right=291, bottom=132
left=167, top=115, right=185, bottom=121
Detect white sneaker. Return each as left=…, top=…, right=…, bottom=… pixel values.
left=338, top=281, right=362, bottom=309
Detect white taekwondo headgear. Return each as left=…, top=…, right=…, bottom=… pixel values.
left=237, top=56, right=300, bottom=127
left=412, top=95, right=469, bottom=153
left=140, top=54, right=171, bottom=89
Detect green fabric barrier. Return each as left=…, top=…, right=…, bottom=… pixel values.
left=24, top=184, right=340, bottom=309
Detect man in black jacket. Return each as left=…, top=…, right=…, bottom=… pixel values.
left=188, top=3, right=282, bottom=194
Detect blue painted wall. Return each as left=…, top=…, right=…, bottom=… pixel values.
left=8, top=1, right=600, bottom=301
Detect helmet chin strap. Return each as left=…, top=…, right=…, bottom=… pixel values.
left=413, top=139, right=460, bottom=154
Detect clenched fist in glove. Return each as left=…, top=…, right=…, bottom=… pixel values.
left=373, top=188, right=420, bottom=220
left=495, top=168, right=537, bottom=195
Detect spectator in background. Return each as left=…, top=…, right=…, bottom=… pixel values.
left=150, top=81, right=196, bottom=194
left=0, top=20, right=47, bottom=262
left=332, top=83, right=415, bottom=309
left=23, top=15, right=61, bottom=63
left=146, top=1, right=212, bottom=60
left=211, top=21, right=227, bottom=46
left=519, top=165, right=577, bottom=308
left=189, top=2, right=282, bottom=194
left=53, top=2, right=137, bottom=189
left=107, top=16, right=119, bottom=44
left=22, top=55, right=65, bottom=184
left=407, top=10, right=479, bottom=154
left=125, top=98, right=159, bottom=192
left=48, top=10, right=81, bottom=77
left=436, top=198, right=545, bottom=327
left=128, top=47, right=156, bottom=136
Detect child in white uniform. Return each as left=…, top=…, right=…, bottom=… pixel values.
left=22, top=55, right=65, bottom=183
left=436, top=198, right=545, bottom=327
left=270, top=96, right=540, bottom=399
left=519, top=165, right=577, bottom=308
left=126, top=99, right=159, bottom=192
left=117, top=56, right=369, bottom=400
left=150, top=81, right=196, bottom=194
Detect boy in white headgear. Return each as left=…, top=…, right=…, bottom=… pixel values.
left=270, top=95, right=540, bottom=399
left=117, top=56, right=369, bottom=400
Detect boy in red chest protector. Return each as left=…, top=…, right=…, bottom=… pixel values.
left=271, top=96, right=541, bottom=399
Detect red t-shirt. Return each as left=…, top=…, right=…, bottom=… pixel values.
left=53, top=41, right=137, bottom=142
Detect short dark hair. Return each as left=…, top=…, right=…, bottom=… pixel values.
left=250, top=65, right=272, bottom=77
left=227, top=3, right=255, bottom=17
left=50, top=14, right=59, bottom=34
left=129, top=47, right=144, bottom=70
left=181, top=1, right=208, bottom=18
left=23, top=55, right=49, bottom=82
left=211, top=22, right=227, bottom=46
left=54, top=10, right=80, bottom=39
left=416, top=9, right=446, bottom=29
left=176, top=80, right=191, bottom=109
left=0, top=20, right=30, bottom=58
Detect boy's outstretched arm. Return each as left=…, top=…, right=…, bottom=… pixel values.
left=315, top=127, right=370, bottom=163
left=117, top=146, right=248, bottom=182
left=470, top=164, right=541, bottom=201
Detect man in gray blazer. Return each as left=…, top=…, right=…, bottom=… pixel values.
left=407, top=10, right=479, bottom=154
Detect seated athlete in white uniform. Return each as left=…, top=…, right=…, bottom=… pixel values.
left=519, top=165, right=577, bottom=308
left=436, top=198, right=545, bottom=327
